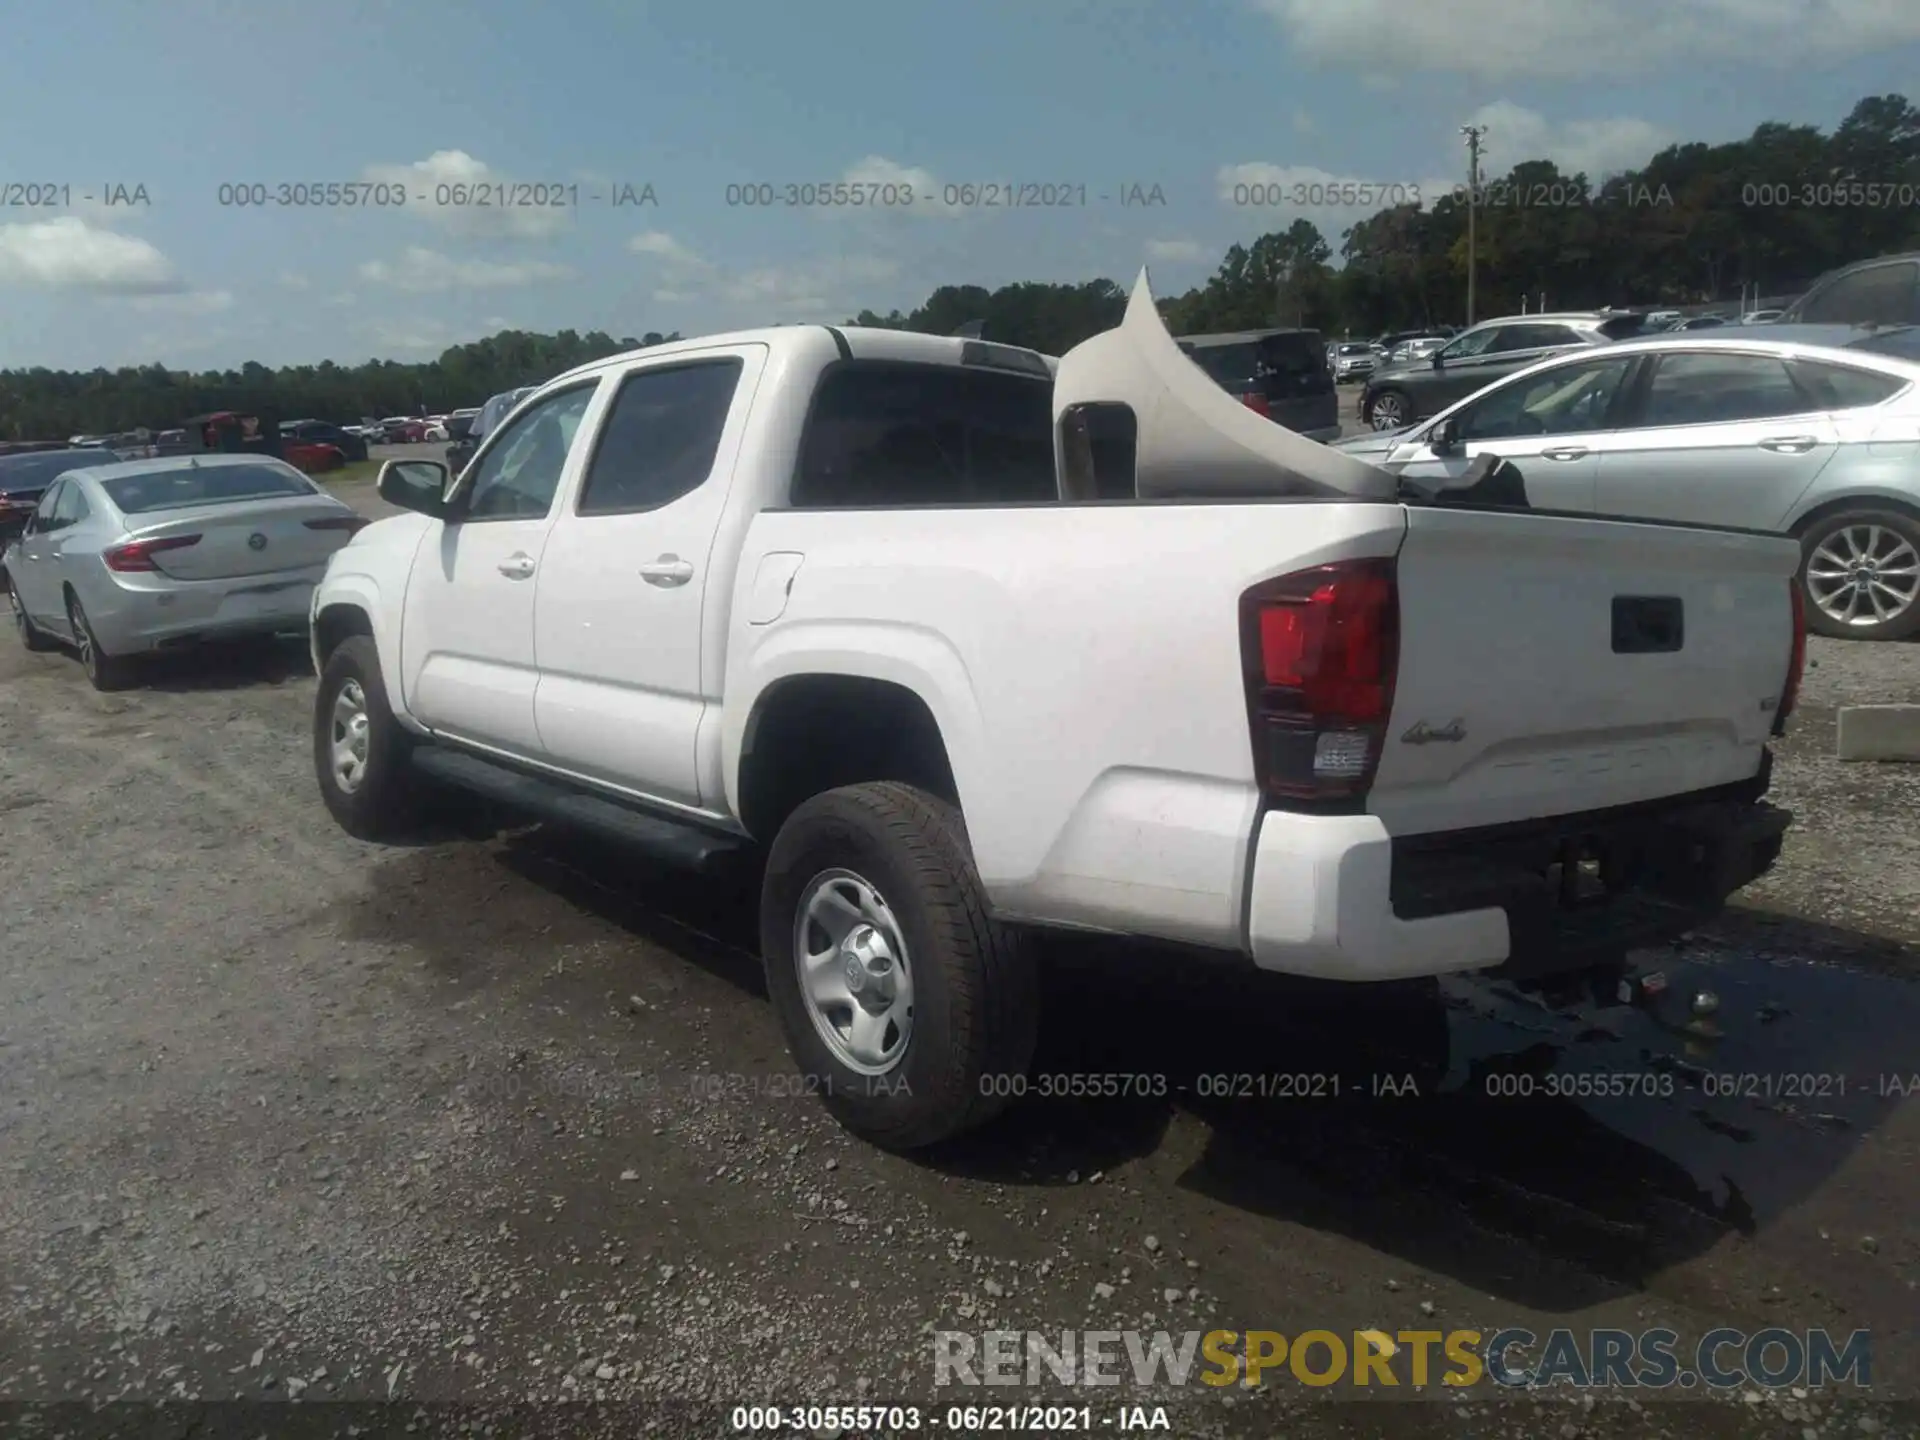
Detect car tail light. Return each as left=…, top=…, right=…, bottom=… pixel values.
left=304, top=516, right=369, bottom=534
left=1774, top=579, right=1806, bottom=736
left=104, top=534, right=201, bottom=572
left=1239, top=391, right=1270, bottom=417
left=1240, top=558, right=1400, bottom=805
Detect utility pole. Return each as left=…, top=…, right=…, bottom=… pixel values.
left=1460, top=124, right=1487, bottom=326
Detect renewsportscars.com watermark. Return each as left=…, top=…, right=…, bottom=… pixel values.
left=934, top=1327, right=1872, bottom=1391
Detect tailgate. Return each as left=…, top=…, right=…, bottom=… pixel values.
left=1374, top=507, right=1800, bottom=835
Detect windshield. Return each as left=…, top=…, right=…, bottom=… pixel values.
left=102, top=463, right=315, bottom=514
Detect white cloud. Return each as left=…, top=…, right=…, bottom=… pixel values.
left=358, top=247, right=572, bottom=293
left=841, top=156, right=961, bottom=218
left=1145, top=238, right=1208, bottom=263
left=1292, top=109, right=1318, bottom=136
left=362, top=150, right=570, bottom=240
left=0, top=216, right=183, bottom=293
left=651, top=288, right=698, bottom=305
left=126, top=290, right=235, bottom=316
left=628, top=231, right=709, bottom=267
left=1215, top=164, right=1456, bottom=226
left=1257, top=0, right=1920, bottom=78
left=280, top=271, right=311, bottom=290
left=362, top=319, right=455, bottom=353
left=1458, top=101, right=1670, bottom=180
left=714, top=254, right=902, bottom=318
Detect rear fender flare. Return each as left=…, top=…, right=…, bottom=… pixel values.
left=724, top=621, right=989, bottom=839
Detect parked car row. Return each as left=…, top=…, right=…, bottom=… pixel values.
left=3, top=453, right=366, bottom=689
left=1336, top=322, right=1920, bottom=639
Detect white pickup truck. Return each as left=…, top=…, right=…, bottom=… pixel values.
left=308, top=273, right=1803, bottom=1149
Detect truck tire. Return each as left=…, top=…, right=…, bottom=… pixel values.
left=313, top=634, right=418, bottom=839
left=760, top=782, right=1038, bottom=1150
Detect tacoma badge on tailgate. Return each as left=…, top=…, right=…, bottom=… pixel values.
left=1401, top=718, right=1466, bottom=745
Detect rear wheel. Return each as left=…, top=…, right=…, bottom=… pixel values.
left=65, top=592, right=131, bottom=690
left=760, top=782, right=1038, bottom=1150
left=313, top=634, right=419, bottom=839
left=1366, top=389, right=1411, bottom=430
left=1799, top=509, right=1920, bottom=641
left=6, top=571, right=56, bottom=652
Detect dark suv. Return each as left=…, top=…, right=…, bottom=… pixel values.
left=1782, top=252, right=1920, bottom=327
left=1359, top=312, right=1647, bottom=431
left=1175, top=328, right=1339, bottom=441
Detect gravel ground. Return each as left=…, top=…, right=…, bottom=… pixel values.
left=1, top=510, right=1917, bottom=1438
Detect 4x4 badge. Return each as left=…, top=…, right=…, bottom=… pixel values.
left=1401, top=718, right=1466, bottom=745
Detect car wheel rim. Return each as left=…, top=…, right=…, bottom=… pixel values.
left=69, top=603, right=94, bottom=671
left=1370, top=396, right=1404, bottom=430
left=8, top=585, right=23, bottom=635
left=793, top=867, right=914, bottom=1077
left=1806, top=525, right=1920, bottom=628
left=330, top=680, right=372, bottom=794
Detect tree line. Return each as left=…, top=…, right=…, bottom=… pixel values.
left=2, top=94, right=1915, bottom=440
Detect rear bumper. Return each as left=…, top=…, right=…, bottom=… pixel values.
left=85, top=566, right=326, bottom=654
left=1245, top=784, right=1790, bottom=982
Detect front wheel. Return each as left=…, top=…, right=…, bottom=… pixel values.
left=1799, top=509, right=1920, bottom=640
left=313, top=634, right=419, bottom=839
left=7, top=572, right=56, bottom=652
left=760, top=782, right=1039, bottom=1150
left=1366, top=389, right=1411, bottom=430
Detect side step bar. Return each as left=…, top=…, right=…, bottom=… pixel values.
left=411, top=745, right=749, bottom=874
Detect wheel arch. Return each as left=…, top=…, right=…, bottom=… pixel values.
left=734, top=671, right=963, bottom=845
left=1788, top=490, right=1920, bottom=537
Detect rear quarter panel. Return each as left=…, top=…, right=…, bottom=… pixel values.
left=723, top=502, right=1411, bottom=947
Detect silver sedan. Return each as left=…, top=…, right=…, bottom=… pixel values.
left=3, top=454, right=366, bottom=689
left=1333, top=324, right=1920, bottom=640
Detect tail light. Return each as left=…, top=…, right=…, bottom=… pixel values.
left=104, top=534, right=200, bottom=572
left=1774, top=579, right=1806, bottom=736
left=1239, top=391, right=1270, bottom=418
left=304, top=516, right=369, bottom=534
left=1240, top=558, right=1400, bottom=805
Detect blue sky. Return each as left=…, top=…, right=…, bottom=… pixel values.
left=2, top=0, right=1916, bottom=370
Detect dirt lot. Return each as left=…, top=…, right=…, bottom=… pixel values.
left=1, top=507, right=1917, bottom=1437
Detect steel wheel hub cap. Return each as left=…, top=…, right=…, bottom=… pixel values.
left=1807, top=524, right=1920, bottom=627
left=330, top=680, right=371, bottom=794
left=794, top=869, right=914, bottom=1076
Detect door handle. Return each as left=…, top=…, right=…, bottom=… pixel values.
left=1759, top=436, right=1817, bottom=453
left=497, top=553, right=536, bottom=579
left=639, top=555, right=694, bottom=587
left=1541, top=446, right=1589, bottom=461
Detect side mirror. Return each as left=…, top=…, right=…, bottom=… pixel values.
left=1430, top=352, right=1445, bottom=368
left=1430, top=418, right=1462, bottom=455
left=377, top=459, right=451, bottom=519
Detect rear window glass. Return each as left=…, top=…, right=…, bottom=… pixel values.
left=103, top=463, right=314, bottom=514
left=792, top=363, right=1056, bottom=507
left=1788, top=359, right=1908, bottom=409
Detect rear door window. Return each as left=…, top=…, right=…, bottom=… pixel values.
left=792, top=363, right=1056, bottom=507
left=1638, top=352, right=1815, bottom=427
left=1786, top=359, right=1908, bottom=409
